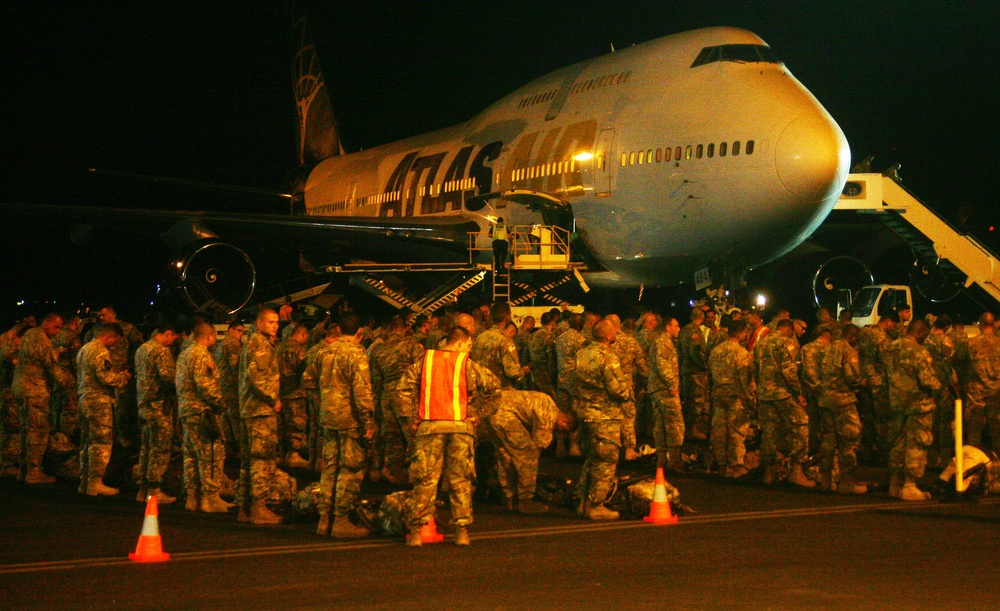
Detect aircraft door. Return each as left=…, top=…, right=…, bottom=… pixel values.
left=595, top=128, right=615, bottom=196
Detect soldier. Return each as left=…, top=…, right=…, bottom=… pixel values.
left=305, top=324, right=340, bottom=471
left=857, top=312, right=898, bottom=462
left=214, top=321, right=245, bottom=462
left=368, top=316, right=425, bottom=483
left=754, top=319, right=814, bottom=487
left=526, top=311, right=558, bottom=401
left=175, top=323, right=230, bottom=512
left=489, top=389, right=570, bottom=514
left=135, top=324, right=180, bottom=504
left=424, top=311, right=448, bottom=351
left=514, top=315, right=535, bottom=373
left=471, top=302, right=529, bottom=390
left=398, top=326, right=501, bottom=546
left=890, top=304, right=913, bottom=340
left=800, top=328, right=832, bottom=454
left=924, top=315, right=957, bottom=466
left=606, top=314, right=648, bottom=461
left=817, top=324, right=867, bottom=494
left=963, top=313, right=1000, bottom=451
left=0, top=325, right=27, bottom=477
left=301, top=314, right=375, bottom=538
left=679, top=308, right=710, bottom=440
left=277, top=324, right=311, bottom=469
left=237, top=308, right=283, bottom=525
left=648, top=317, right=683, bottom=472
left=554, top=313, right=587, bottom=457
left=76, top=324, right=131, bottom=495
left=13, top=313, right=75, bottom=484
left=708, top=321, right=754, bottom=477
left=50, top=313, right=83, bottom=446
left=767, top=310, right=791, bottom=332
left=635, top=312, right=660, bottom=355
left=746, top=311, right=768, bottom=354
left=574, top=320, right=633, bottom=521
left=814, top=308, right=840, bottom=338
left=885, top=320, right=941, bottom=500
left=85, top=305, right=143, bottom=448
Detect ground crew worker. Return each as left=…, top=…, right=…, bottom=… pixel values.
left=817, top=324, right=867, bottom=494
left=135, top=324, right=180, bottom=504
left=554, top=313, right=587, bottom=457
left=707, top=321, right=754, bottom=478
left=885, top=320, right=940, bottom=501
left=13, top=313, right=74, bottom=484
left=76, top=323, right=130, bottom=496
left=277, top=324, right=311, bottom=469
left=398, top=326, right=502, bottom=546
left=301, top=314, right=375, bottom=539
left=176, top=323, right=231, bottom=513
left=238, top=308, right=283, bottom=525
left=648, top=317, right=683, bottom=472
left=490, top=217, right=509, bottom=271
left=574, top=320, right=633, bottom=521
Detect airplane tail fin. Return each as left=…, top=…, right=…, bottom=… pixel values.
left=291, top=7, right=344, bottom=166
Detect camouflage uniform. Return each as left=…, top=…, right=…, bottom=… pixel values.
left=0, top=334, right=21, bottom=474
left=573, top=342, right=632, bottom=506
left=754, top=333, right=808, bottom=472
left=636, top=326, right=660, bottom=356
left=962, top=332, right=1000, bottom=450
left=527, top=326, right=557, bottom=399
left=648, top=332, right=683, bottom=454
left=49, top=326, right=80, bottom=437
left=85, top=321, right=143, bottom=447
left=924, top=331, right=957, bottom=462
left=679, top=322, right=710, bottom=438
left=610, top=331, right=648, bottom=450
left=885, top=336, right=941, bottom=483
left=397, top=351, right=501, bottom=529
left=176, top=343, right=225, bottom=497
left=708, top=339, right=754, bottom=473
left=858, top=325, right=893, bottom=459
left=300, top=337, right=375, bottom=522
left=76, top=339, right=130, bottom=487
left=369, top=332, right=425, bottom=476
left=238, top=331, right=281, bottom=510
left=303, top=341, right=325, bottom=468
left=13, top=328, right=74, bottom=477
left=471, top=327, right=524, bottom=389
left=817, top=339, right=864, bottom=484
left=488, top=390, right=558, bottom=506
left=214, top=332, right=243, bottom=459
left=554, top=328, right=586, bottom=413
left=135, top=338, right=177, bottom=491
left=277, top=336, right=309, bottom=458
left=799, top=337, right=826, bottom=454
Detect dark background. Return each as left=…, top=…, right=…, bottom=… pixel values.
left=1, top=1, right=997, bottom=322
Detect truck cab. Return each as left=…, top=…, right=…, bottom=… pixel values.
left=841, top=284, right=911, bottom=328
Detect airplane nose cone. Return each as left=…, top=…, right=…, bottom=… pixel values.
left=775, top=113, right=850, bottom=202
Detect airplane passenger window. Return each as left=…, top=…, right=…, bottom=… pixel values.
left=696, top=145, right=703, bottom=159
left=664, top=147, right=671, bottom=162
left=747, top=140, right=755, bottom=154
left=629, top=152, right=636, bottom=165
left=707, top=143, right=714, bottom=158
left=638, top=152, right=643, bottom=165
left=733, top=141, right=741, bottom=156
left=675, top=146, right=682, bottom=161
left=621, top=153, right=627, bottom=167
left=656, top=149, right=662, bottom=163
left=719, top=142, right=727, bottom=157
left=647, top=150, right=653, bottom=163
left=685, top=146, right=692, bottom=160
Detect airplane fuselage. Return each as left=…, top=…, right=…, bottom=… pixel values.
left=303, top=27, right=850, bottom=287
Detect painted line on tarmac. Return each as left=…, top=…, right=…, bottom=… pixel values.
left=0, top=499, right=987, bottom=574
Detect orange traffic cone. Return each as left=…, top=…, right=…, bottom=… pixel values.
left=129, top=494, right=170, bottom=562
left=643, top=467, right=678, bottom=525
left=407, top=516, right=445, bottom=544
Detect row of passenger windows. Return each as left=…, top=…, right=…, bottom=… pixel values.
left=510, top=159, right=579, bottom=182
left=312, top=177, right=478, bottom=214
left=621, top=140, right=755, bottom=166
left=515, top=71, right=632, bottom=110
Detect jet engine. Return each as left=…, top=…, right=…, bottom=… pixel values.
left=172, top=240, right=256, bottom=314
left=811, top=255, right=874, bottom=313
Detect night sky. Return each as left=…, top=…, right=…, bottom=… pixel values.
left=1, top=1, right=997, bottom=320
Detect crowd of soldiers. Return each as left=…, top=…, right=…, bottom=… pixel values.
left=1, top=298, right=998, bottom=545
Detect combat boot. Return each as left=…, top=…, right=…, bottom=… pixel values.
left=836, top=476, right=868, bottom=495
left=518, top=498, right=549, bottom=515
left=786, top=464, right=816, bottom=488
left=250, top=502, right=283, bottom=525
left=667, top=449, right=687, bottom=474
left=200, top=494, right=232, bottom=513
left=820, top=472, right=834, bottom=492
left=454, top=526, right=470, bottom=546
left=24, top=468, right=56, bottom=485
left=185, top=489, right=199, bottom=512
left=86, top=480, right=119, bottom=496
left=898, top=481, right=931, bottom=502
left=237, top=504, right=251, bottom=523
left=330, top=516, right=369, bottom=539
left=576, top=498, right=591, bottom=517
left=888, top=476, right=901, bottom=498
left=586, top=504, right=620, bottom=521
left=135, top=487, right=149, bottom=503
left=285, top=452, right=310, bottom=469
left=148, top=488, right=177, bottom=504
left=406, top=528, right=423, bottom=547
left=316, top=515, right=330, bottom=536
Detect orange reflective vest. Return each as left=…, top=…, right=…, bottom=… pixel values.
left=419, top=350, right=469, bottom=421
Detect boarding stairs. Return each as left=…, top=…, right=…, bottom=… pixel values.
left=469, top=224, right=581, bottom=302
left=836, top=173, right=1000, bottom=304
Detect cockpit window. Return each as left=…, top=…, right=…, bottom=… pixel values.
left=690, top=44, right=781, bottom=68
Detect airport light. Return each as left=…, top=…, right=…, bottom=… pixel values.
left=756, top=293, right=767, bottom=308
left=573, top=152, right=594, bottom=162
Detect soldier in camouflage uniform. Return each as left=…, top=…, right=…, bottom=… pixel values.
left=514, top=316, right=534, bottom=373
left=708, top=321, right=754, bottom=477
left=50, top=314, right=82, bottom=444
left=885, top=320, right=941, bottom=501
left=606, top=314, right=648, bottom=461
left=85, top=306, right=144, bottom=449
left=368, top=316, right=425, bottom=483
left=635, top=312, right=661, bottom=356
left=648, top=317, right=683, bottom=472
left=0, top=325, right=26, bottom=477
left=962, top=313, right=1000, bottom=452
left=889, top=305, right=913, bottom=340
left=554, top=313, right=587, bottom=457
left=301, top=314, right=375, bottom=538
left=471, top=302, right=528, bottom=390
left=398, top=326, right=502, bottom=546
left=817, top=324, right=867, bottom=494
left=800, top=328, right=832, bottom=455
left=573, top=320, right=633, bottom=521
left=277, top=324, right=311, bottom=469
left=924, top=315, right=957, bottom=466
left=76, top=324, right=131, bottom=495
left=238, top=308, right=284, bottom=525
left=214, top=321, right=245, bottom=461
left=527, top=311, right=558, bottom=400
left=13, top=313, right=75, bottom=484
left=754, top=319, right=814, bottom=487
left=488, top=389, right=569, bottom=514
left=306, top=325, right=339, bottom=472
left=679, top=308, right=710, bottom=441
left=135, top=325, right=180, bottom=503
left=176, top=323, right=231, bottom=512
left=857, top=312, right=898, bottom=463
